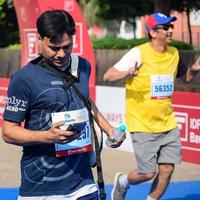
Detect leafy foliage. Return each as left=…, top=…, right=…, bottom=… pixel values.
left=170, top=40, right=193, bottom=50
left=92, top=36, right=193, bottom=50
left=0, top=0, right=19, bottom=47
left=0, top=0, right=199, bottom=48
left=171, top=0, right=200, bottom=12
left=97, top=0, right=154, bottom=21
left=77, top=0, right=104, bottom=27
left=96, top=0, right=154, bottom=38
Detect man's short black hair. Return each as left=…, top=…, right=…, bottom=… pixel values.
left=37, top=9, right=76, bottom=43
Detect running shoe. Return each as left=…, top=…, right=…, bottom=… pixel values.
left=111, top=172, right=129, bottom=200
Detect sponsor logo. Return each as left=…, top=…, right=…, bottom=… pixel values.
left=5, top=96, right=27, bottom=112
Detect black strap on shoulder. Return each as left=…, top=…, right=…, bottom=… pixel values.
left=70, top=80, right=106, bottom=200
left=41, top=62, right=106, bottom=200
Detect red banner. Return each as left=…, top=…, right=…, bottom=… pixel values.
left=172, top=92, right=200, bottom=164
left=0, top=78, right=9, bottom=127
left=13, top=0, right=96, bottom=100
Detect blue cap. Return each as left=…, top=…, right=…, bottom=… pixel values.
left=145, top=12, right=177, bottom=33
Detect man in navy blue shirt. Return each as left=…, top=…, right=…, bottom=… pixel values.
left=2, top=10, right=124, bottom=200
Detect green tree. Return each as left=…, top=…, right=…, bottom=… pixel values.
left=95, top=0, right=200, bottom=43
left=77, top=0, right=103, bottom=27
left=153, top=0, right=172, bottom=15
left=96, top=0, right=154, bottom=38
left=154, top=0, right=200, bottom=44
left=0, top=0, right=19, bottom=47
left=172, top=0, right=200, bottom=45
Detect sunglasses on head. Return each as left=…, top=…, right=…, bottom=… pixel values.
left=154, top=24, right=174, bottom=31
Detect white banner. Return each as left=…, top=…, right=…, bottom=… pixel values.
left=96, top=86, right=133, bottom=152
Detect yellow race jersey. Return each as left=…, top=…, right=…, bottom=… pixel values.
left=125, top=42, right=179, bottom=133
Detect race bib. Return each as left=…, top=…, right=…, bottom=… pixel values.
left=51, top=108, right=92, bottom=157
left=151, top=74, right=174, bottom=99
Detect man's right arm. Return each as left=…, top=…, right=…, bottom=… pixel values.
left=2, top=120, right=79, bottom=146
left=103, top=47, right=142, bottom=82
left=103, top=67, right=129, bottom=81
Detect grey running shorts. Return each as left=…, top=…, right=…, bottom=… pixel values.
left=131, top=127, right=182, bottom=173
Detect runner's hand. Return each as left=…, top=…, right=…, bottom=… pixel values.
left=128, top=62, right=142, bottom=77
left=191, top=56, right=200, bottom=71
left=110, top=134, right=126, bottom=148
left=46, top=121, right=81, bottom=144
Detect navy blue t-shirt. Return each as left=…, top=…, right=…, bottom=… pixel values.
left=3, top=56, right=95, bottom=197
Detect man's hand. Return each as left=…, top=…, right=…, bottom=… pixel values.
left=109, top=133, right=126, bottom=148
left=186, top=56, right=200, bottom=82
left=106, top=127, right=126, bottom=148
left=191, top=56, right=200, bottom=72
left=46, top=121, right=81, bottom=144
left=127, top=62, right=142, bottom=77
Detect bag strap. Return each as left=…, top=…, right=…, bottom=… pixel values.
left=70, top=81, right=106, bottom=200
left=69, top=82, right=103, bottom=147
left=40, top=56, right=106, bottom=200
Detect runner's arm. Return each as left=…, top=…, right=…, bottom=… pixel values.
left=89, top=99, right=126, bottom=147
left=2, top=120, right=79, bottom=146
left=90, top=99, right=114, bottom=138
left=103, top=47, right=142, bottom=81
left=178, top=55, right=200, bottom=82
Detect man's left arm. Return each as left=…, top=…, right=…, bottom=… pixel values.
left=89, top=99, right=126, bottom=147
left=90, top=99, right=114, bottom=138
left=177, top=55, right=200, bottom=82
left=186, top=56, right=200, bottom=81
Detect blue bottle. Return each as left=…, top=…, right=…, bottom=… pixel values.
left=106, top=125, right=126, bottom=147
